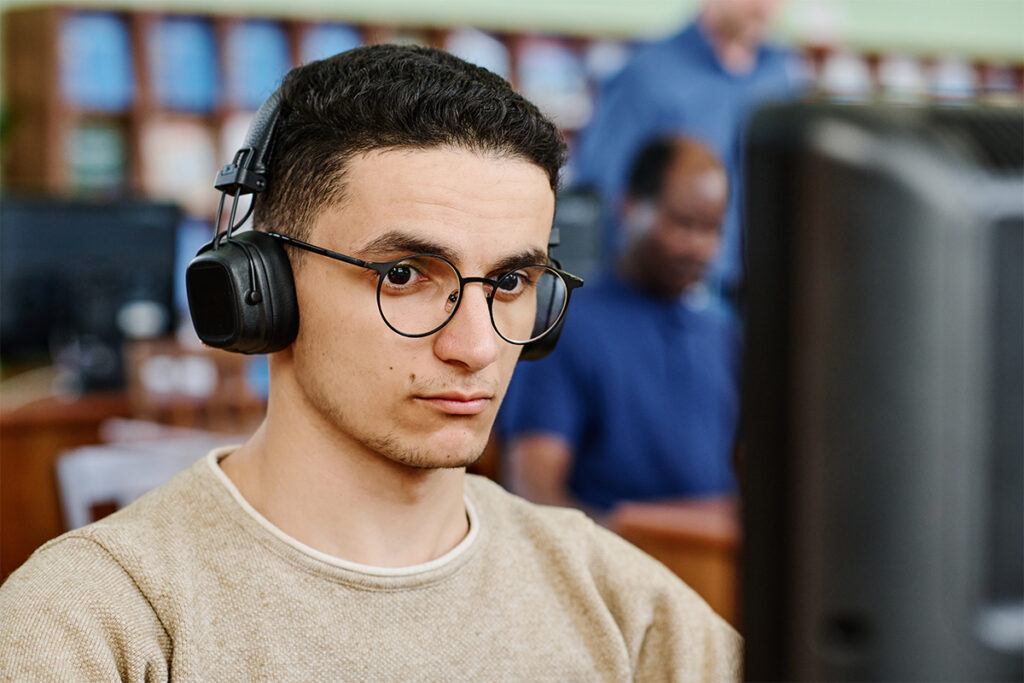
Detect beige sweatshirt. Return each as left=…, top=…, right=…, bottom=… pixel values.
left=0, top=449, right=740, bottom=681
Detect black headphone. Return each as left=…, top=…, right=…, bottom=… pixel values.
left=185, top=88, right=568, bottom=360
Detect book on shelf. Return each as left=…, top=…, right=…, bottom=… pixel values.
left=224, top=20, right=291, bottom=110
left=60, top=11, right=135, bottom=112
left=148, top=16, right=219, bottom=113
left=300, top=24, right=362, bottom=65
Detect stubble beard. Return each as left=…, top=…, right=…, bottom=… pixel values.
left=361, top=431, right=485, bottom=470
left=301, top=373, right=486, bottom=471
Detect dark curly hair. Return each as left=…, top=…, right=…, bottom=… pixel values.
left=254, top=44, right=567, bottom=244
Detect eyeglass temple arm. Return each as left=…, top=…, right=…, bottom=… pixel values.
left=548, top=257, right=584, bottom=291
left=267, top=232, right=370, bottom=270
left=561, top=271, right=584, bottom=290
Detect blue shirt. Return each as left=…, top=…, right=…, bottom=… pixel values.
left=573, top=21, right=803, bottom=290
left=499, top=272, right=740, bottom=511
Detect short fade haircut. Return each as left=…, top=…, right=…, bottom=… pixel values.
left=626, top=135, right=727, bottom=201
left=255, top=44, right=567, bottom=243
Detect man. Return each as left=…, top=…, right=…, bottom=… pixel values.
left=0, top=46, right=739, bottom=679
left=574, top=0, right=802, bottom=303
left=501, top=136, right=739, bottom=516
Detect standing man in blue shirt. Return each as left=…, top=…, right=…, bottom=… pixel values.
left=574, top=0, right=803, bottom=304
left=500, top=136, right=739, bottom=516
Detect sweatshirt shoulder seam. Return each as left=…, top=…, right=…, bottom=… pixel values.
left=41, top=534, right=174, bottom=644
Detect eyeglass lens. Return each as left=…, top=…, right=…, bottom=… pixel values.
left=376, top=255, right=568, bottom=343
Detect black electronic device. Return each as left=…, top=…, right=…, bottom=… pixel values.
left=186, top=86, right=573, bottom=359
left=186, top=229, right=299, bottom=354
left=0, top=196, right=180, bottom=389
left=740, top=102, right=1023, bottom=681
left=186, top=91, right=298, bottom=355
left=550, top=185, right=603, bottom=282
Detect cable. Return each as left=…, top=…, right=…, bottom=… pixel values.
left=213, top=192, right=227, bottom=247
left=231, top=200, right=255, bottom=232
left=225, top=187, right=242, bottom=239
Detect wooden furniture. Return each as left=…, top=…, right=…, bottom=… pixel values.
left=608, top=496, right=740, bottom=627
left=0, top=392, right=132, bottom=580
left=0, top=338, right=267, bottom=581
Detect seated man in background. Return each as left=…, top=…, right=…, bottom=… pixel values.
left=573, top=0, right=802, bottom=304
left=501, top=136, right=740, bottom=518
left=0, top=46, right=739, bottom=679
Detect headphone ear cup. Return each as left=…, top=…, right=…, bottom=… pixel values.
left=519, top=314, right=567, bottom=361
left=519, top=269, right=572, bottom=361
left=186, top=231, right=298, bottom=354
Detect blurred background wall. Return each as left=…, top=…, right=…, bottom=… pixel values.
left=2, top=0, right=1023, bottom=55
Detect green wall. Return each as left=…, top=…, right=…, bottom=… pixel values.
left=776, top=0, right=1024, bottom=59
left=1, top=0, right=1022, bottom=57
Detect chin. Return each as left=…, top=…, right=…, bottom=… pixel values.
left=671, top=271, right=705, bottom=293
left=371, top=425, right=489, bottom=471
left=388, top=447, right=483, bottom=471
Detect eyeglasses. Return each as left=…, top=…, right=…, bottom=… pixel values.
left=269, top=233, right=583, bottom=344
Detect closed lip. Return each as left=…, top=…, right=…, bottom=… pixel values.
left=415, top=392, right=493, bottom=415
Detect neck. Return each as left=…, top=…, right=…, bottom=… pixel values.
left=618, top=250, right=646, bottom=290
left=221, top=381, right=469, bottom=569
left=616, top=253, right=679, bottom=300
left=698, top=11, right=758, bottom=75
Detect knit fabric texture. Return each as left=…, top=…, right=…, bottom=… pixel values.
left=0, top=449, right=740, bottom=681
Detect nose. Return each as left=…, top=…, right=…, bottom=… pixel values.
left=432, top=283, right=501, bottom=371
left=667, top=221, right=719, bottom=262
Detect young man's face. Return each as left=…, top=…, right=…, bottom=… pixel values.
left=283, top=147, right=555, bottom=470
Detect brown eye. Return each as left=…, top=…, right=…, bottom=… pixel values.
left=386, top=265, right=412, bottom=285
left=498, top=272, right=523, bottom=292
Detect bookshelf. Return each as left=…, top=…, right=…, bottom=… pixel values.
left=0, top=6, right=630, bottom=215
left=3, top=4, right=1022, bottom=215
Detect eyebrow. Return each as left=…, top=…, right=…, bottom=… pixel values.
left=358, top=231, right=462, bottom=263
left=491, top=248, right=550, bottom=274
left=358, top=229, right=549, bottom=272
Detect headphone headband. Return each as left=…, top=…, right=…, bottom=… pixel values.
left=214, top=89, right=283, bottom=195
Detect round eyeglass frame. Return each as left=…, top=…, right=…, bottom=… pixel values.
left=268, top=232, right=584, bottom=344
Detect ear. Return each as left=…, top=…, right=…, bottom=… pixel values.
left=621, top=198, right=658, bottom=243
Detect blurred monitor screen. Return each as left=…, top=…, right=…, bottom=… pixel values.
left=740, top=102, right=1022, bottom=682
left=1, top=196, right=180, bottom=389
left=551, top=186, right=603, bottom=282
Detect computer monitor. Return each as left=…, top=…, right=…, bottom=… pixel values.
left=1, top=196, right=180, bottom=389
left=550, top=186, right=603, bottom=281
left=740, top=102, right=1022, bottom=681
